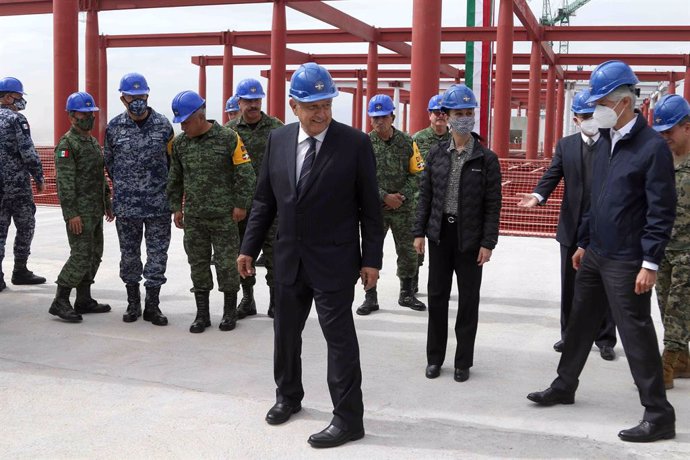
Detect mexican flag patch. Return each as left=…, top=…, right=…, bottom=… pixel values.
left=58, top=149, right=69, bottom=158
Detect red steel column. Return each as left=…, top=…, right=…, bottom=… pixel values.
left=270, top=0, right=286, bottom=121
left=668, top=73, right=676, bottom=94
left=543, top=65, right=557, bottom=159
left=409, top=0, right=442, bottom=135
left=198, top=57, right=207, bottom=100
left=98, top=36, right=107, bottom=143
left=222, top=37, right=234, bottom=124
left=53, top=0, right=79, bottom=144
left=555, top=79, right=565, bottom=142
left=355, top=70, right=363, bottom=130
left=366, top=41, right=379, bottom=129
left=525, top=41, right=541, bottom=159
left=85, top=9, right=100, bottom=142
left=402, top=102, right=408, bottom=133
left=491, top=0, right=514, bottom=157
left=684, top=66, right=690, bottom=101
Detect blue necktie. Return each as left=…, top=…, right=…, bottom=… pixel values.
left=297, top=137, right=317, bottom=197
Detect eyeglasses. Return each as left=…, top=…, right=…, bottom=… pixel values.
left=430, top=110, right=447, bottom=117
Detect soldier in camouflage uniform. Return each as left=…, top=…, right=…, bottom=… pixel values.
left=411, top=94, right=451, bottom=293
left=357, top=94, right=425, bottom=315
left=167, top=90, right=255, bottom=334
left=0, top=77, right=46, bottom=292
left=652, top=94, right=690, bottom=389
left=225, top=95, right=241, bottom=123
left=226, top=78, right=283, bottom=319
left=50, top=92, right=113, bottom=323
left=104, top=73, right=173, bottom=326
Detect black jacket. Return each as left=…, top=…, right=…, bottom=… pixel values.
left=413, top=133, right=502, bottom=251
left=579, top=113, right=676, bottom=265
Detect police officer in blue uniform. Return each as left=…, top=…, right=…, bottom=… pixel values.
left=0, top=76, right=46, bottom=291
left=104, top=73, right=173, bottom=326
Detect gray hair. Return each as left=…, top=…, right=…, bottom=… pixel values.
left=606, top=85, right=637, bottom=106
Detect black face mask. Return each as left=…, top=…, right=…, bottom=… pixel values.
left=12, top=97, right=27, bottom=111
left=127, top=98, right=148, bottom=116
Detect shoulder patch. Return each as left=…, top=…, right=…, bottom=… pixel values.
left=57, top=149, right=69, bottom=158
left=232, top=134, right=251, bottom=165
left=409, top=141, right=425, bottom=173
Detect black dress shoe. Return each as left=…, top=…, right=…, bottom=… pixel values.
left=600, top=346, right=616, bottom=361
left=618, top=420, right=675, bottom=443
left=308, top=424, right=365, bottom=448
left=454, top=368, right=470, bottom=382
left=527, top=387, right=575, bottom=406
left=553, top=340, right=564, bottom=353
left=265, top=402, right=301, bottom=425
left=425, top=364, right=441, bottom=379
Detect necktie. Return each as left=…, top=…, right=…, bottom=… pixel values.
left=297, top=137, right=317, bottom=197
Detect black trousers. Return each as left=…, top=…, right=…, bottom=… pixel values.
left=273, top=262, right=363, bottom=432
left=427, top=219, right=482, bottom=370
left=552, top=250, right=675, bottom=424
left=560, top=244, right=617, bottom=348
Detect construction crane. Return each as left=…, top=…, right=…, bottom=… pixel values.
left=539, top=0, right=592, bottom=54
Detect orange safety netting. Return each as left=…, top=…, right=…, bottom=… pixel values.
left=33, top=148, right=561, bottom=238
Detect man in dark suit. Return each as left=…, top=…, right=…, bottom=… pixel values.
left=527, top=61, right=676, bottom=443
left=237, top=62, right=384, bottom=449
left=517, top=89, right=616, bottom=360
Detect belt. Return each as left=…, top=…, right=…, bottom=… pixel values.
left=444, top=214, right=457, bottom=224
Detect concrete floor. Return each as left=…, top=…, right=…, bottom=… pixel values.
left=0, top=207, right=688, bottom=459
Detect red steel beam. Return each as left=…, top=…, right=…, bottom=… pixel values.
left=511, top=0, right=564, bottom=80
left=544, top=26, right=690, bottom=42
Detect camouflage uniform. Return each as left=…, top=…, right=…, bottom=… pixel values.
left=412, top=126, right=451, bottom=269
left=54, top=127, right=111, bottom=288
left=370, top=128, right=424, bottom=278
left=104, top=109, right=173, bottom=288
left=0, top=107, right=44, bottom=279
left=656, top=156, right=690, bottom=352
left=167, top=121, right=255, bottom=293
left=226, top=111, right=283, bottom=289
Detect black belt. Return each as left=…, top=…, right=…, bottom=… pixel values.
left=444, top=214, right=457, bottom=224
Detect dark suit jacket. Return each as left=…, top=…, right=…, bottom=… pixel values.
left=533, top=133, right=589, bottom=247
left=240, top=119, right=384, bottom=291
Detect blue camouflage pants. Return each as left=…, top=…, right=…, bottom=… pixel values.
left=0, top=196, right=36, bottom=270
left=115, top=215, right=171, bottom=288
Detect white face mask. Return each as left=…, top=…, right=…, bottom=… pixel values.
left=579, top=118, right=599, bottom=136
left=593, top=99, right=623, bottom=129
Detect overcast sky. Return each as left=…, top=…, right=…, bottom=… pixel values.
left=0, top=0, right=688, bottom=144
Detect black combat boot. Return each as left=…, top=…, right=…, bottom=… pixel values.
left=356, top=287, right=380, bottom=316
left=190, top=291, right=211, bottom=333
left=11, top=258, right=46, bottom=285
left=412, top=273, right=419, bottom=294
left=49, top=285, right=82, bottom=322
left=74, top=282, right=112, bottom=314
left=267, top=287, right=275, bottom=318
left=122, top=283, right=142, bottom=323
left=398, top=278, right=426, bottom=311
left=219, top=291, right=238, bottom=331
left=143, top=286, right=168, bottom=326
left=237, top=284, right=257, bottom=319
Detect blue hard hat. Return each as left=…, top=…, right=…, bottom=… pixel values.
left=440, top=84, right=478, bottom=110
left=289, top=62, right=339, bottom=103
left=171, top=90, right=205, bottom=123
left=367, top=94, right=395, bottom=117
left=587, top=60, right=639, bottom=103
left=225, top=95, right=240, bottom=113
left=0, top=77, right=26, bottom=94
left=428, top=94, right=443, bottom=111
left=118, top=72, right=150, bottom=96
left=65, top=92, right=99, bottom=112
left=236, top=78, right=265, bottom=99
left=571, top=89, right=596, bottom=114
left=652, top=94, right=690, bottom=132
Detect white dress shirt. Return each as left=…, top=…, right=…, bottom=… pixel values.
left=296, top=125, right=328, bottom=181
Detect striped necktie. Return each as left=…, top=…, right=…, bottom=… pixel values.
left=297, top=136, right=317, bottom=197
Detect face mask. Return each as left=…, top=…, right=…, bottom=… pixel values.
left=579, top=118, right=599, bottom=137
left=593, top=99, right=622, bottom=129
left=75, top=115, right=95, bottom=131
left=448, top=115, right=475, bottom=135
left=13, top=97, right=27, bottom=111
left=127, top=98, right=148, bottom=116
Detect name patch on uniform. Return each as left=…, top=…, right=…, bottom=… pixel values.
left=232, top=134, right=251, bottom=165
left=57, top=149, right=69, bottom=158
left=409, top=141, right=425, bottom=173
